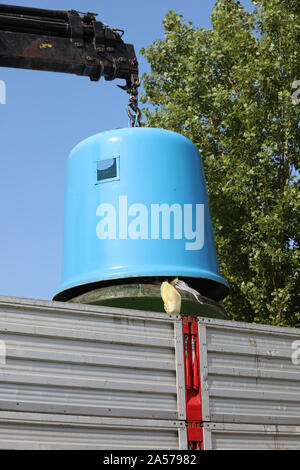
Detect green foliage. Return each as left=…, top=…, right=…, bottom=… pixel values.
left=141, top=0, right=300, bottom=326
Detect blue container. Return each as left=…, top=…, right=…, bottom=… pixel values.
left=54, top=128, right=229, bottom=301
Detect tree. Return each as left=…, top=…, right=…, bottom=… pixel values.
left=140, top=0, right=300, bottom=326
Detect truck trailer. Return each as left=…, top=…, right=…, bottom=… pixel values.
left=0, top=295, right=299, bottom=450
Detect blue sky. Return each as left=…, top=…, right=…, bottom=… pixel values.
left=0, top=0, right=253, bottom=300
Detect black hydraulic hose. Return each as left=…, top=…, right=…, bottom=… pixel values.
left=0, top=4, right=69, bottom=21
left=0, top=15, right=70, bottom=36
left=0, top=14, right=98, bottom=41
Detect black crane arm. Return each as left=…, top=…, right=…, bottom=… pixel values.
left=0, top=4, right=141, bottom=118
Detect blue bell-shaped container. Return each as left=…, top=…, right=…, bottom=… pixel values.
left=54, top=127, right=229, bottom=304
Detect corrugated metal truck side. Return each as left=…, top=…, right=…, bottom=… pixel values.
left=0, top=295, right=300, bottom=449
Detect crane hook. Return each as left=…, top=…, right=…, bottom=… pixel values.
left=118, top=77, right=142, bottom=127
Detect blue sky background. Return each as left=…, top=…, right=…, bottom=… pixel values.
left=0, top=0, right=253, bottom=300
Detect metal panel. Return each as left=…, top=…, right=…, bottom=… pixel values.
left=0, top=295, right=186, bottom=420
left=199, top=317, right=300, bottom=425
left=0, top=411, right=187, bottom=450
left=203, top=423, right=300, bottom=450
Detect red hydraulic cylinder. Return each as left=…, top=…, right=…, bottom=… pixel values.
left=182, top=316, right=203, bottom=450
